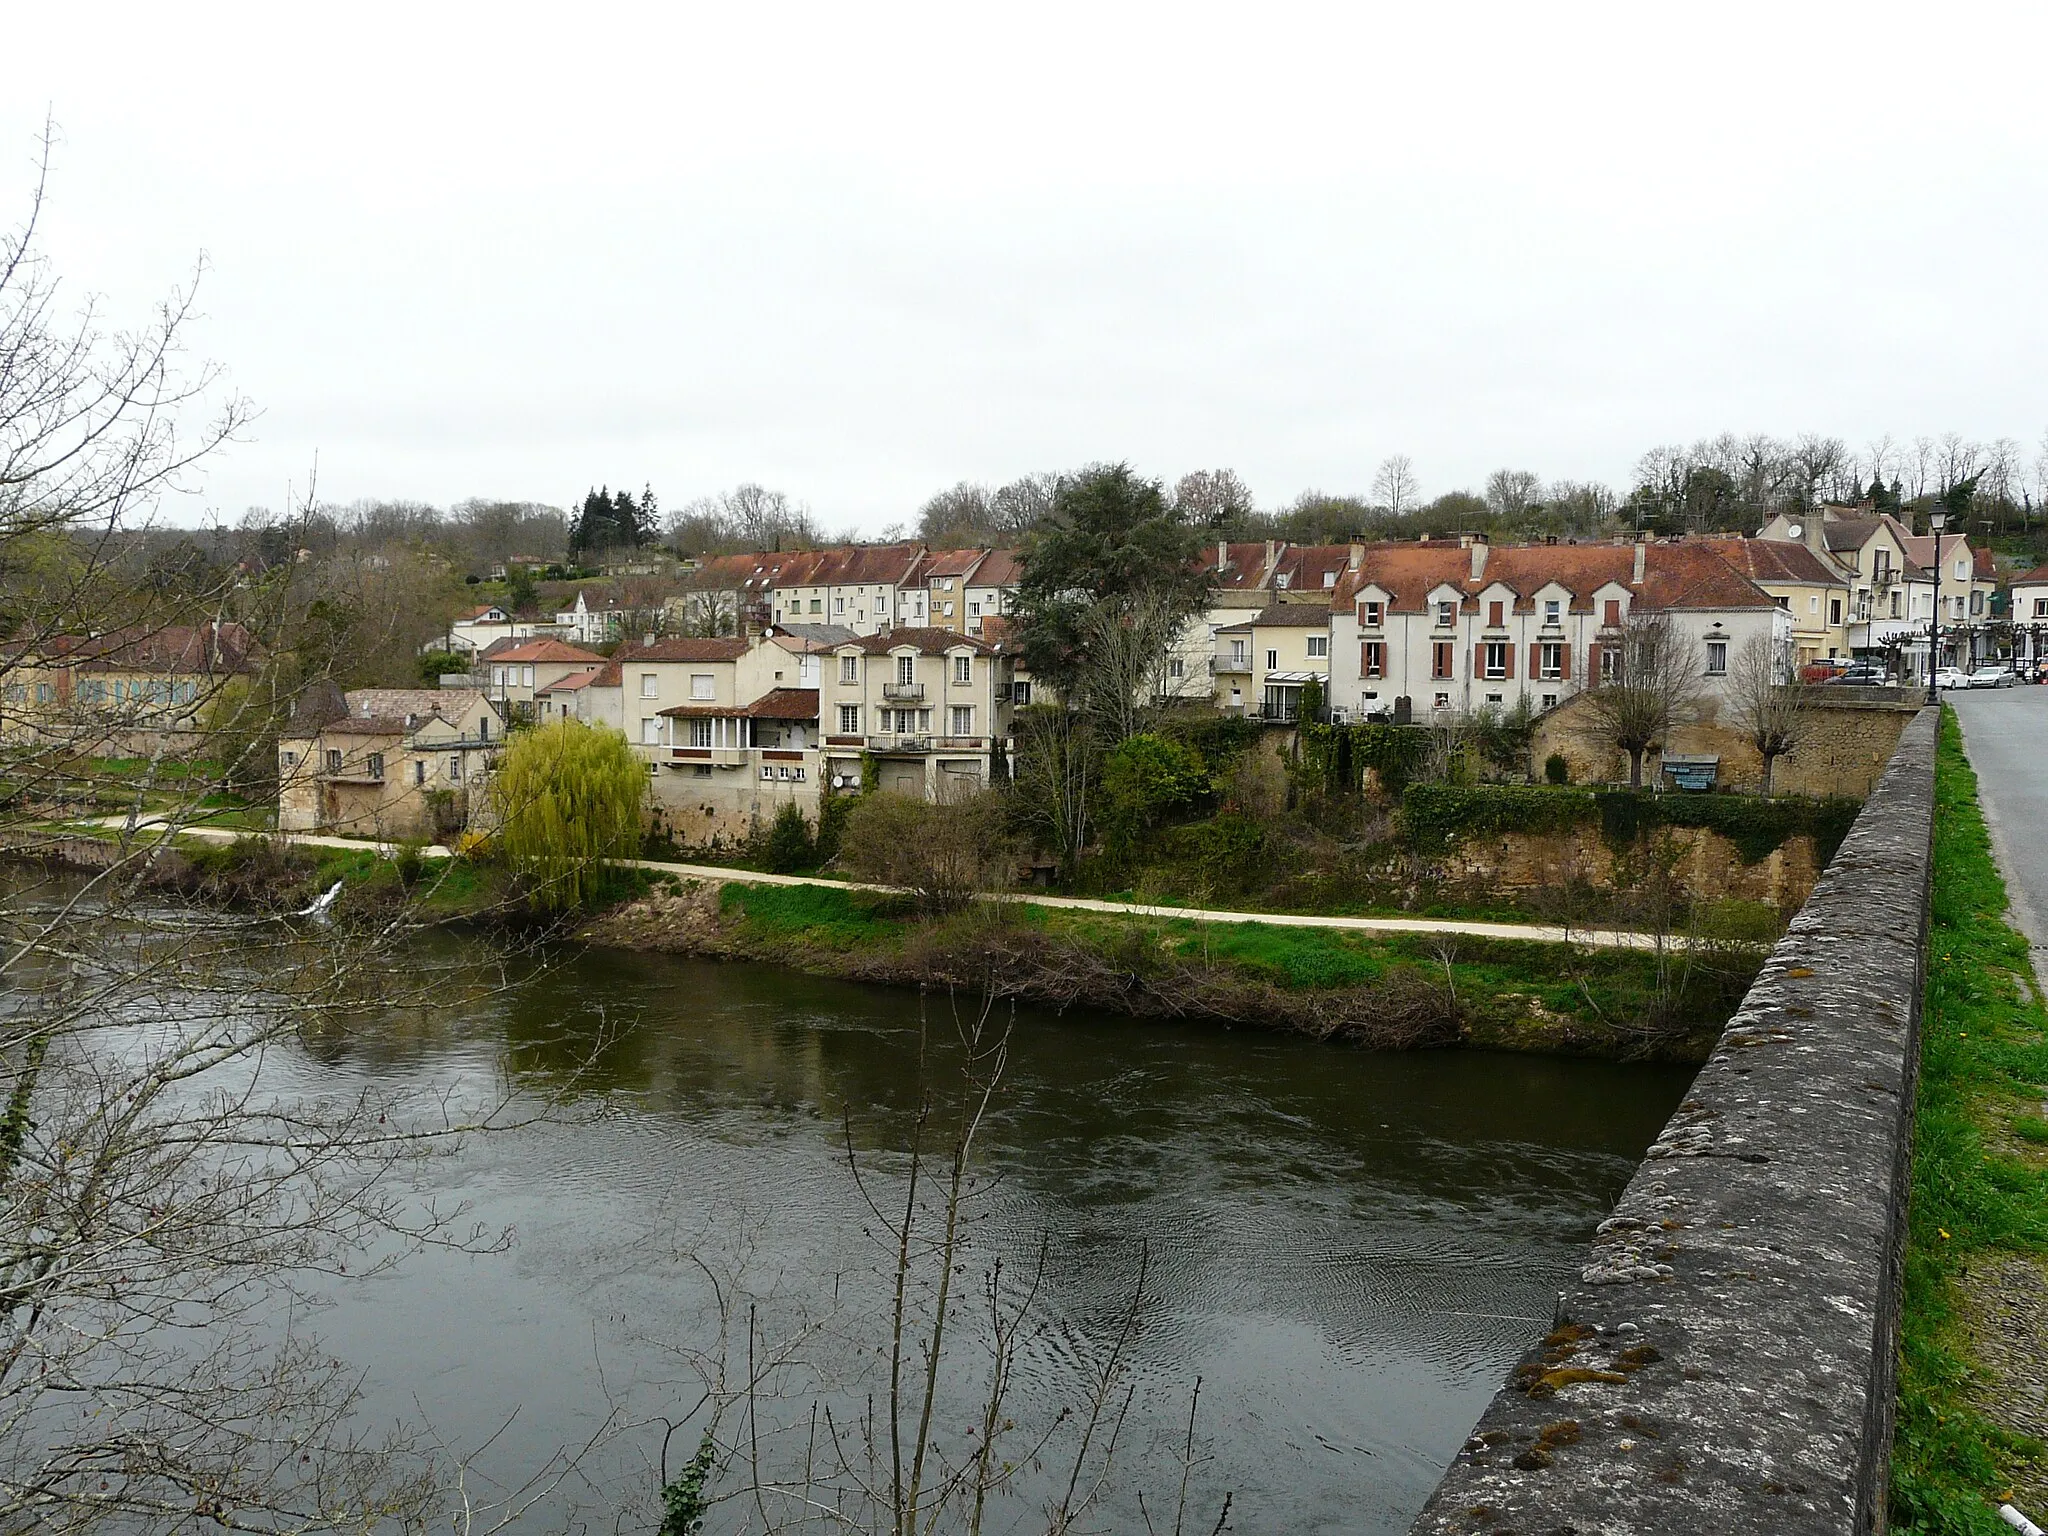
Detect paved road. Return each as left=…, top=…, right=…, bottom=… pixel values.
left=82, top=817, right=1680, bottom=951
left=1948, top=686, right=2048, bottom=971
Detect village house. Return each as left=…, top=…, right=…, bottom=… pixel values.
left=429, top=603, right=570, bottom=655
left=821, top=627, right=1011, bottom=796
left=1212, top=605, right=1333, bottom=720
left=482, top=638, right=606, bottom=718
left=1, top=621, right=260, bottom=757
left=277, top=686, right=500, bottom=840
left=2011, top=562, right=2048, bottom=673
left=555, top=589, right=622, bottom=647
left=1698, top=536, right=1853, bottom=670
left=1325, top=537, right=1789, bottom=722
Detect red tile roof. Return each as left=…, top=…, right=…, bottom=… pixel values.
left=1699, top=537, right=1846, bottom=587
left=915, top=548, right=988, bottom=580
left=2010, top=563, right=2048, bottom=587
left=46, top=621, right=260, bottom=674
left=847, top=626, right=995, bottom=655
left=618, top=637, right=750, bottom=662
left=659, top=687, right=820, bottom=720
left=488, top=638, right=605, bottom=664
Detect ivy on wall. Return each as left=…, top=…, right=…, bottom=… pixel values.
left=1298, top=722, right=1434, bottom=797
left=1400, top=782, right=1862, bottom=865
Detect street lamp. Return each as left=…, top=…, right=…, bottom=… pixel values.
left=1927, top=509, right=1948, bottom=705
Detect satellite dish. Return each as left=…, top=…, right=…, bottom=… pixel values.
left=1787, top=523, right=1804, bottom=539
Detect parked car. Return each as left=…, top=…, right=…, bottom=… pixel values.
left=1828, top=662, right=1891, bottom=686
left=1967, top=664, right=2019, bottom=688
left=1934, top=667, right=1972, bottom=690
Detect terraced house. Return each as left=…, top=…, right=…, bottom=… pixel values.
left=821, top=627, right=1013, bottom=797
left=1, top=621, right=259, bottom=757
left=277, top=686, right=499, bottom=839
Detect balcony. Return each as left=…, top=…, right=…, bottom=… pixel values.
left=669, top=746, right=748, bottom=767
left=882, top=682, right=925, bottom=702
left=1213, top=650, right=1252, bottom=674
left=867, top=734, right=933, bottom=753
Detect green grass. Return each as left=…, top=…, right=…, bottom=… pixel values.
left=718, top=881, right=905, bottom=948
left=1891, top=709, right=2048, bottom=1533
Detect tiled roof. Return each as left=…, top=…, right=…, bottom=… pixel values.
left=2010, top=563, right=2048, bottom=587
left=1699, top=537, right=1846, bottom=587
left=1198, top=541, right=1278, bottom=591
left=659, top=687, right=820, bottom=720
left=1271, top=544, right=1358, bottom=594
left=618, top=637, right=750, bottom=662
left=536, top=670, right=600, bottom=693
left=970, top=548, right=1024, bottom=586
left=847, top=626, right=995, bottom=655
left=916, top=548, right=988, bottom=579
left=1249, top=603, right=1336, bottom=627
left=488, top=638, right=605, bottom=664
left=286, top=687, right=487, bottom=741
left=47, top=621, right=260, bottom=674
left=1331, top=539, right=1776, bottom=616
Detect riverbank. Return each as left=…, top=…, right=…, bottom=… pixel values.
left=580, top=876, right=1755, bottom=1060
left=1891, top=712, right=2048, bottom=1532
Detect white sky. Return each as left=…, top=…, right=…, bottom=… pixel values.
left=10, top=2, right=2046, bottom=530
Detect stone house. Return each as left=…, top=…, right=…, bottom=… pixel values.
left=482, top=638, right=605, bottom=717
left=277, top=687, right=500, bottom=840
left=1, top=621, right=260, bottom=757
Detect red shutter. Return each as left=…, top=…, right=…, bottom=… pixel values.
left=1471, top=644, right=1481, bottom=678
left=1528, top=643, right=1540, bottom=679
left=1561, top=642, right=1572, bottom=681
left=1503, top=644, right=1515, bottom=679
left=1587, top=644, right=1599, bottom=681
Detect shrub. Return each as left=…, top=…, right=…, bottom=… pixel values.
left=838, top=790, right=1011, bottom=912
left=1544, top=753, right=1571, bottom=785
left=1098, top=732, right=1209, bottom=856
left=814, top=789, right=854, bottom=865
left=762, top=801, right=815, bottom=874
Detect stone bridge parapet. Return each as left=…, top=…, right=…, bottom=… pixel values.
left=1409, top=706, right=1936, bottom=1535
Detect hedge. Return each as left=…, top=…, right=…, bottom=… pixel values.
left=1401, top=783, right=1863, bottom=865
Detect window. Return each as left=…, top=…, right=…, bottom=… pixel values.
left=1276, top=573, right=1292, bottom=589
left=876, top=595, right=888, bottom=612
left=1774, top=595, right=1790, bottom=609
left=640, top=673, right=658, bottom=698
left=1230, top=639, right=1247, bottom=664
left=1265, top=649, right=1278, bottom=671
left=1485, top=693, right=1503, bottom=706
left=2036, top=598, right=2048, bottom=619
left=839, top=704, right=860, bottom=734
left=689, top=718, right=713, bottom=748
left=1809, top=594, right=1820, bottom=612
left=1890, top=590, right=1902, bottom=618
left=523, top=665, right=534, bottom=687
left=1599, top=643, right=1621, bottom=682
left=834, top=596, right=845, bottom=613
left=1168, top=657, right=1185, bottom=678
left=1483, top=640, right=1507, bottom=679
left=1539, top=641, right=1563, bottom=679
left=1542, top=694, right=1558, bottom=710
left=969, top=600, right=981, bottom=616
left=840, top=655, right=859, bottom=683
left=492, top=667, right=506, bottom=686
left=1433, top=692, right=1450, bottom=709
left=1013, top=680, right=1032, bottom=705
left=365, top=752, right=385, bottom=780
left=1363, top=641, right=1385, bottom=678
left=1971, top=591, right=1984, bottom=616
left=809, top=598, right=822, bottom=613
left=1323, top=570, right=1337, bottom=588
left=1488, top=601, right=1504, bottom=627
left=1705, top=640, right=1727, bottom=675
left=449, top=754, right=463, bottom=782
left=692, top=764, right=711, bottom=777
left=1431, top=641, right=1455, bottom=679
left=1363, top=600, right=1384, bottom=628
left=641, top=718, right=659, bottom=744
left=942, top=578, right=954, bottom=591
left=943, top=602, right=955, bottom=617
left=898, top=655, right=916, bottom=685
left=690, top=673, right=715, bottom=700
left=953, top=654, right=971, bottom=683
left=480, top=715, right=490, bottom=741
left=414, top=760, right=426, bottom=786
left=1543, top=598, right=1561, bottom=625
left=950, top=706, right=973, bottom=735
left=1829, top=598, right=1843, bottom=625
left=1306, top=635, right=1329, bottom=658
left=1435, top=600, right=1455, bottom=628
left=326, top=749, right=343, bottom=773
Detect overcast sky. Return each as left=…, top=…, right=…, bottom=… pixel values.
left=10, top=2, right=2046, bottom=531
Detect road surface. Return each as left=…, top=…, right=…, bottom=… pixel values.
left=1948, top=686, right=2048, bottom=972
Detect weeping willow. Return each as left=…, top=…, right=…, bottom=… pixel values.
left=490, top=720, right=649, bottom=909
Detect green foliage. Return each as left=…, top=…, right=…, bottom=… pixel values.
left=503, top=564, right=539, bottom=614
left=490, top=721, right=648, bottom=910
left=1400, top=782, right=1862, bottom=865
left=659, top=1432, right=717, bottom=1536
left=1299, top=721, right=1434, bottom=797
left=1298, top=675, right=1326, bottom=725
left=838, top=791, right=1011, bottom=912
left=1012, top=463, right=1206, bottom=693
left=1159, top=711, right=1261, bottom=765
left=1160, top=810, right=1268, bottom=895
left=1097, top=732, right=1210, bottom=855
left=1544, top=753, right=1571, bottom=785
left=717, top=881, right=901, bottom=948
left=416, top=649, right=469, bottom=684
left=762, top=800, right=815, bottom=874
left=814, top=789, right=854, bottom=865
left=1891, top=710, right=2048, bottom=1531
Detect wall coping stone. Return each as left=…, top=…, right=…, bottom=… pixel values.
left=1408, top=705, right=1936, bottom=1535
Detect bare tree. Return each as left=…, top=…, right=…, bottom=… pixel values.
left=1171, top=469, right=1256, bottom=527
left=1009, top=706, right=1092, bottom=883
left=916, top=482, right=996, bottom=545
left=1575, top=612, right=1705, bottom=788
left=1076, top=588, right=1197, bottom=744
left=1371, top=455, right=1419, bottom=517
left=989, top=473, right=1061, bottom=539
left=1725, top=633, right=1805, bottom=794
left=1483, top=469, right=1542, bottom=521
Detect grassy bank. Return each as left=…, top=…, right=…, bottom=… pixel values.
left=578, top=877, right=1762, bottom=1060
left=1891, top=711, right=2048, bottom=1532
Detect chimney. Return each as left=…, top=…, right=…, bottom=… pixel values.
left=1470, top=540, right=1489, bottom=583
left=1631, top=542, right=1647, bottom=584
left=1263, top=540, right=1278, bottom=577
left=1803, top=516, right=1826, bottom=556
left=1348, top=541, right=1363, bottom=571
left=1217, top=538, right=1228, bottom=572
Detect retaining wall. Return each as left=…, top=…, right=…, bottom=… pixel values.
left=1409, top=706, right=1936, bottom=1535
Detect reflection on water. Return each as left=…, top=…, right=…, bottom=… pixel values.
left=290, top=939, right=1694, bottom=1534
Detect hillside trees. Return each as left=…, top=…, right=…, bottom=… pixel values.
left=570, top=483, right=658, bottom=557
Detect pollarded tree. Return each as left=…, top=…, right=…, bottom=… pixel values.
left=1576, top=612, right=1705, bottom=789
left=490, top=720, right=648, bottom=908
left=1725, top=633, right=1805, bottom=795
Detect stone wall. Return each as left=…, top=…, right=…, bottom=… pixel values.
left=1533, top=692, right=1916, bottom=798
left=1440, top=824, right=1823, bottom=913
left=1408, top=706, right=1935, bottom=1535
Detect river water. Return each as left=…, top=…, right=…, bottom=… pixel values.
left=274, top=940, right=1692, bottom=1534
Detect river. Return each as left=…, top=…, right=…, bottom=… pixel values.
left=264, top=937, right=1691, bottom=1534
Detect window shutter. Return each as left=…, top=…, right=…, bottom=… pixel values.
left=1489, top=601, right=1503, bottom=627
left=1471, top=644, right=1481, bottom=677
left=1528, top=643, right=1541, bottom=679
left=1561, top=643, right=1572, bottom=681
left=1503, top=643, right=1515, bottom=677
left=1587, top=644, right=1599, bottom=681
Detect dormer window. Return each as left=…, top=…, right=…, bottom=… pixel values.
left=1276, top=573, right=1292, bottom=590
left=1363, top=601, right=1384, bottom=628
left=1322, top=571, right=1336, bottom=588
left=1544, top=598, right=1562, bottom=625
left=1435, top=600, right=1456, bottom=628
